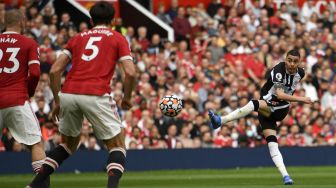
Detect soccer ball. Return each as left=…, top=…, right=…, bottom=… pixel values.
left=159, top=95, right=183, bottom=117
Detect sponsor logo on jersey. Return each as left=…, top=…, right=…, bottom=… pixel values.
left=276, top=73, right=282, bottom=82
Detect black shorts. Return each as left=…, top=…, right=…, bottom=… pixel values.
left=258, top=103, right=289, bottom=130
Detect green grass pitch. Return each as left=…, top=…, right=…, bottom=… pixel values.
left=0, top=166, right=335, bottom=188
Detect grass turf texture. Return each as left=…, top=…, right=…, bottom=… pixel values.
left=0, top=166, right=335, bottom=188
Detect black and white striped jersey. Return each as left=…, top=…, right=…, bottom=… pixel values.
left=260, top=62, right=305, bottom=107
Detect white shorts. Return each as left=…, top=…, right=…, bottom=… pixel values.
left=0, top=101, right=42, bottom=145
left=58, top=92, right=122, bottom=140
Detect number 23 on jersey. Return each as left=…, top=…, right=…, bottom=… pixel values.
left=0, top=48, right=20, bottom=74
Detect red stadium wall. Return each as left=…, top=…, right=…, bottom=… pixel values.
left=2, top=0, right=334, bottom=18
left=151, top=0, right=336, bottom=14
left=152, top=0, right=214, bottom=14
left=76, top=0, right=120, bottom=18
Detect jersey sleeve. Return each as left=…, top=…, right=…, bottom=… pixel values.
left=117, top=35, right=132, bottom=62
left=298, top=67, right=305, bottom=80
left=63, top=37, right=76, bottom=59
left=28, top=40, right=40, bottom=66
left=27, top=40, right=41, bottom=97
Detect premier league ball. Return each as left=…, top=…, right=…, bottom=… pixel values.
left=159, top=95, right=183, bottom=117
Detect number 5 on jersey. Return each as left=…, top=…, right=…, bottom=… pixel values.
left=81, top=37, right=102, bottom=61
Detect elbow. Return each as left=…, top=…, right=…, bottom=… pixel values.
left=276, top=91, right=284, bottom=100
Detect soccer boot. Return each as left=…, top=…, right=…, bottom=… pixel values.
left=208, top=110, right=222, bottom=130
left=283, top=175, right=294, bottom=185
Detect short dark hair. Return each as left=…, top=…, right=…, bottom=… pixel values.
left=89, top=1, right=115, bottom=25
left=286, top=49, right=300, bottom=59
left=5, top=9, right=23, bottom=28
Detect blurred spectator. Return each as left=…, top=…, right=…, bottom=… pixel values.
left=321, top=85, right=336, bottom=112
left=172, top=7, right=191, bottom=42
left=41, top=4, right=54, bottom=24
left=45, top=131, right=62, bottom=151
left=165, top=124, right=178, bottom=149
left=79, top=22, right=88, bottom=32
left=112, top=17, right=126, bottom=35
left=207, top=0, right=221, bottom=18
left=147, top=34, right=162, bottom=55
left=35, top=99, right=49, bottom=126
left=157, top=4, right=172, bottom=25
left=214, top=125, right=233, bottom=148
left=178, top=123, right=193, bottom=148
left=137, top=26, right=150, bottom=52
left=301, top=0, right=319, bottom=22
left=41, top=120, right=56, bottom=142
left=201, top=131, right=213, bottom=148
left=59, top=12, right=74, bottom=30
left=166, top=0, right=179, bottom=21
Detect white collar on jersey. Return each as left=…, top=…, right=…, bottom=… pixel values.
left=93, top=25, right=108, bottom=29
left=2, top=31, right=19, bottom=34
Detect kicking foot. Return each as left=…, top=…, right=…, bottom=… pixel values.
left=208, top=110, right=222, bottom=130
left=283, top=175, right=294, bottom=185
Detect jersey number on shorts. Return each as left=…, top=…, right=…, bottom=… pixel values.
left=0, top=48, right=20, bottom=74
left=81, top=37, right=102, bottom=61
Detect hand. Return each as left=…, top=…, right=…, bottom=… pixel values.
left=302, top=97, right=313, bottom=104
left=52, top=103, right=60, bottom=123
left=121, top=98, right=132, bottom=110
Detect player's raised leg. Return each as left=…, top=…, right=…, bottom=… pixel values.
left=208, top=100, right=266, bottom=130
left=264, top=129, right=293, bottom=185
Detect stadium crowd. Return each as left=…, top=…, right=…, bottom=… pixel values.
left=0, top=0, right=336, bottom=152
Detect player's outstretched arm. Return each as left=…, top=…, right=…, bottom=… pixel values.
left=119, top=59, right=136, bottom=110
left=275, top=87, right=312, bottom=104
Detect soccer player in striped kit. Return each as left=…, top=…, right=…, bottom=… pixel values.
left=209, top=49, right=313, bottom=185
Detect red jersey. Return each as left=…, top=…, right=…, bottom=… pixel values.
left=62, top=27, right=132, bottom=95
left=0, top=32, right=40, bottom=109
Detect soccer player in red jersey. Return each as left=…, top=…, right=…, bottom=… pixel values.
left=0, top=9, right=49, bottom=187
left=28, top=2, right=136, bottom=188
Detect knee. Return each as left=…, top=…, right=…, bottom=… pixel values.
left=266, top=135, right=277, bottom=143
left=105, top=131, right=126, bottom=150
left=60, top=143, right=75, bottom=155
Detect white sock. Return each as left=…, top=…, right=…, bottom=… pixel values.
left=221, top=101, right=255, bottom=125
left=32, top=159, right=45, bottom=174
left=268, top=142, right=289, bottom=177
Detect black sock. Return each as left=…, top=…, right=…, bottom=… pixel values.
left=251, top=100, right=259, bottom=111
left=30, top=145, right=71, bottom=188
left=31, top=160, right=50, bottom=188
left=107, top=148, right=126, bottom=188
